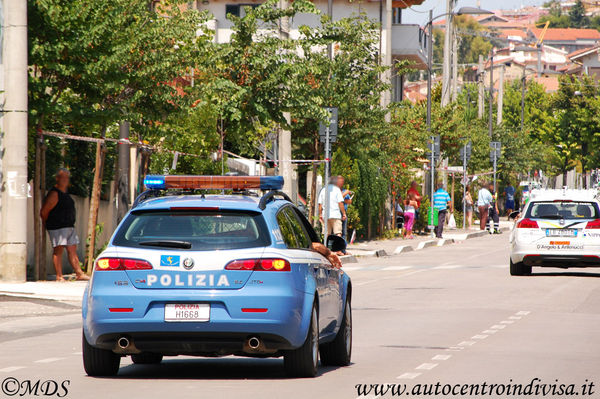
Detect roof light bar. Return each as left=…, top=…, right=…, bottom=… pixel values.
left=143, top=175, right=284, bottom=190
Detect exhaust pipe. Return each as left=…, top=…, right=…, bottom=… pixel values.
left=117, top=337, right=130, bottom=349
left=248, top=337, right=260, bottom=349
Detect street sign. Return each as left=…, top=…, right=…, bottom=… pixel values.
left=489, top=141, right=501, bottom=162
left=459, top=141, right=472, bottom=163
left=426, top=135, right=440, bottom=162
left=319, top=107, right=338, bottom=143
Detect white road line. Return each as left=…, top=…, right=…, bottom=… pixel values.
left=354, top=279, right=378, bottom=287
left=416, top=363, right=438, bottom=370
left=382, top=266, right=412, bottom=271
left=482, top=330, right=498, bottom=334
left=72, top=351, right=82, bottom=355
left=0, top=366, right=25, bottom=373
left=472, top=334, right=488, bottom=339
left=458, top=341, right=476, bottom=346
left=397, top=372, right=422, bottom=379
left=501, top=320, right=514, bottom=324
left=34, top=357, right=64, bottom=364
left=516, top=310, right=531, bottom=316
left=342, top=266, right=363, bottom=271
left=433, top=265, right=461, bottom=269
left=508, top=316, right=522, bottom=320
left=432, top=354, right=452, bottom=361
left=445, top=346, right=465, bottom=351
left=490, top=324, right=506, bottom=329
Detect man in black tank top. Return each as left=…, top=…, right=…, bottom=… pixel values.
left=40, top=169, right=89, bottom=281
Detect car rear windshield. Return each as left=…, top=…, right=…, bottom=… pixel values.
left=112, top=209, right=270, bottom=251
left=526, top=201, right=600, bottom=220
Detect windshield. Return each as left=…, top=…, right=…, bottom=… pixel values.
left=113, top=210, right=270, bottom=251
left=525, top=201, right=599, bottom=220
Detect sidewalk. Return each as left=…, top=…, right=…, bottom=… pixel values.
left=0, top=281, right=87, bottom=301
left=346, top=220, right=513, bottom=259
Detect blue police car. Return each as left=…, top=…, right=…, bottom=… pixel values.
left=82, top=175, right=352, bottom=378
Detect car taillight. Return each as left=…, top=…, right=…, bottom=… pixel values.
left=224, top=258, right=291, bottom=272
left=517, top=218, right=539, bottom=228
left=95, top=258, right=153, bottom=271
left=586, top=219, right=600, bottom=229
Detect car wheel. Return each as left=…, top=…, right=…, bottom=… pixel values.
left=320, top=297, right=352, bottom=366
left=510, top=258, right=532, bottom=276
left=284, top=304, right=319, bottom=378
left=131, top=353, right=163, bottom=365
left=82, top=331, right=120, bottom=376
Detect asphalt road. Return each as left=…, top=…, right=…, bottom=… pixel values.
left=1, top=234, right=599, bottom=399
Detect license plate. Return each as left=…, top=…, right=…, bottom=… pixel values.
left=546, top=229, right=577, bottom=237
left=164, top=303, right=210, bottom=322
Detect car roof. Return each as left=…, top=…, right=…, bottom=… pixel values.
left=132, top=194, right=290, bottom=212
left=529, top=188, right=600, bottom=203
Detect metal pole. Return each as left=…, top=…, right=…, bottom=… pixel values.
left=463, top=145, right=466, bottom=230
left=117, top=121, right=131, bottom=223
left=521, top=67, right=526, bottom=131
left=0, top=0, right=28, bottom=282
left=441, top=0, right=453, bottom=106
left=427, top=9, right=432, bottom=130
left=488, top=52, right=494, bottom=137
left=323, top=126, right=330, bottom=244
left=430, top=137, right=435, bottom=238
left=497, top=66, right=504, bottom=126
left=493, top=155, right=497, bottom=193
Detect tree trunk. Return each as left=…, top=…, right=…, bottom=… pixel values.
left=85, top=133, right=107, bottom=273
left=33, top=133, right=42, bottom=280
left=310, top=136, right=319, bottom=227
left=40, top=141, right=47, bottom=280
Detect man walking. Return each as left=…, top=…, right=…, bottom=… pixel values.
left=40, top=168, right=89, bottom=281
left=336, top=175, right=353, bottom=241
left=477, top=182, right=493, bottom=231
left=432, top=183, right=451, bottom=239
left=504, top=183, right=516, bottom=218
left=318, top=176, right=347, bottom=237
left=488, top=184, right=501, bottom=234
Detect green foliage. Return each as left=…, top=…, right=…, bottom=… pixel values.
left=538, top=0, right=589, bottom=28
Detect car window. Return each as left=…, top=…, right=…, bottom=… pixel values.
left=113, top=210, right=270, bottom=250
left=526, top=201, right=599, bottom=220
left=283, top=207, right=312, bottom=249
left=276, top=208, right=298, bottom=248
left=293, top=207, right=320, bottom=242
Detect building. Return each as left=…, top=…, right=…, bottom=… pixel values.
left=527, top=28, right=600, bottom=54
left=567, top=45, right=600, bottom=79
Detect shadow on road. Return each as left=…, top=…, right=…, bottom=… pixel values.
left=108, top=357, right=345, bottom=380
left=532, top=271, right=600, bottom=278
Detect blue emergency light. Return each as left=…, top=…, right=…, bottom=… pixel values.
left=143, top=175, right=284, bottom=191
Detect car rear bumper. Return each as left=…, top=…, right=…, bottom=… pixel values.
left=522, top=254, right=600, bottom=268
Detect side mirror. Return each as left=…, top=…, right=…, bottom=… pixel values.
left=327, top=235, right=347, bottom=253
left=509, top=211, right=521, bottom=220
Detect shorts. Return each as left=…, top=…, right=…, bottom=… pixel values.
left=505, top=200, right=515, bottom=210
left=47, top=227, right=80, bottom=248
left=324, top=218, right=343, bottom=236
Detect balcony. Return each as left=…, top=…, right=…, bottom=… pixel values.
left=391, top=24, right=428, bottom=70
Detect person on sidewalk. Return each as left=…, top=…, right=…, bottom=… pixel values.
left=336, top=175, right=353, bottom=241
left=464, top=185, right=474, bottom=228
left=487, top=185, right=501, bottom=234
left=403, top=192, right=418, bottom=239
left=318, top=176, right=347, bottom=237
left=432, top=183, right=451, bottom=239
left=504, top=183, right=516, bottom=219
left=407, top=181, right=422, bottom=229
left=477, top=183, right=493, bottom=231
left=40, top=168, right=89, bottom=282
left=395, top=195, right=404, bottom=234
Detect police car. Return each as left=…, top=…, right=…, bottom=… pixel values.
left=82, top=175, right=352, bottom=378
left=509, top=188, right=600, bottom=275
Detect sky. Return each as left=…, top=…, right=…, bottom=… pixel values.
left=402, top=0, right=547, bottom=25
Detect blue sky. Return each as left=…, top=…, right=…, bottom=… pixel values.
left=402, top=0, right=547, bottom=25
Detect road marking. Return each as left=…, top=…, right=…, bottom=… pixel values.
left=432, top=354, right=451, bottom=361
left=458, top=341, right=476, bottom=346
left=433, top=265, right=461, bottom=269
left=355, top=279, right=378, bottom=287
left=446, top=346, right=465, bottom=351
left=0, top=366, right=25, bottom=373
left=34, top=357, right=64, bottom=364
left=72, top=351, right=82, bottom=355
left=472, top=334, right=488, bottom=339
left=416, top=363, right=438, bottom=370
left=501, top=320, right=514, bottom=324
left=482, top=330, right=498, bottom=334
left=490, top=324, right=506, bottom=329
left=509, top=316, right=522, bottom=320
left=382, top=266, right=412, bottom=271
left=516, top=310, right=530, bottom=316
left=397, top=372, right=422, bottom=379
left=342, top=266, right=362, bottom=271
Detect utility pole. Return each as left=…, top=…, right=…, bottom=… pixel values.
left=117, top=121, right=131, bottom=223
left=451, top=22, right=458, bottom=102
left=381, top=0, right=393, bottom=117
left=497, top=65, right=504, bottom=126
left=441, top=0, right=454, bottom=107
left=478, top=55, right=484, bottom=119
left=0, top=0, right=28, bottom=282
left=427, top=9, right=433, bottom=131
left=488, top=51, right=494, bottom=137
left=521, top=67, right=526, bottom=131
left=278, top=0, right=293, bottom=197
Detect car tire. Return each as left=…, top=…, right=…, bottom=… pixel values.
left=510, top=258, right=532, bottom=276
left=131, top=353, right=163, bottom=365
left=319, top=297, right=352, bottom=367
left=82, top=331, right=120, bottom=377
left=284, top=304, right=319, bottom=378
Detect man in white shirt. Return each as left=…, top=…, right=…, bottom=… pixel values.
left=318, top=176, right=347, bottom=237
left=477, top=183, right=493, bottom=231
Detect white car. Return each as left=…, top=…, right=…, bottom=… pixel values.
left=509, top=188, right=600, bottom=276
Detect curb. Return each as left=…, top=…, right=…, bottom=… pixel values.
left=393, top=245, right=414, bottom=254
left=340, top=255, right=358, bottom=264
left=349, top=249, right=388, bottom=258
left=416, top=240, right=438, bottom=250
left=436, top=238, right=455, bottom=247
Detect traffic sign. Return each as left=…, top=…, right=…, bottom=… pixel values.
left=460, top=141, right=472, bottom=163
left=426, top=135, right=440, bottom=161
left=319, top=107, right=338, bottom=143
left=490, top=141, right=501, bottom=162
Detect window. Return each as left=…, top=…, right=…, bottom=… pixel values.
left=526, top=201, right=599, bottom=220
left=284, top=207, right=312, bottom=249
left=113, top=210, right=270, bottom=251
left=225, top=3, right=261, bottom=19
left=276, top=209, right=298, bottom=248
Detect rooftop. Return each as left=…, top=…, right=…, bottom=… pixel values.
left=529, top=28, right=600, bottom=41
